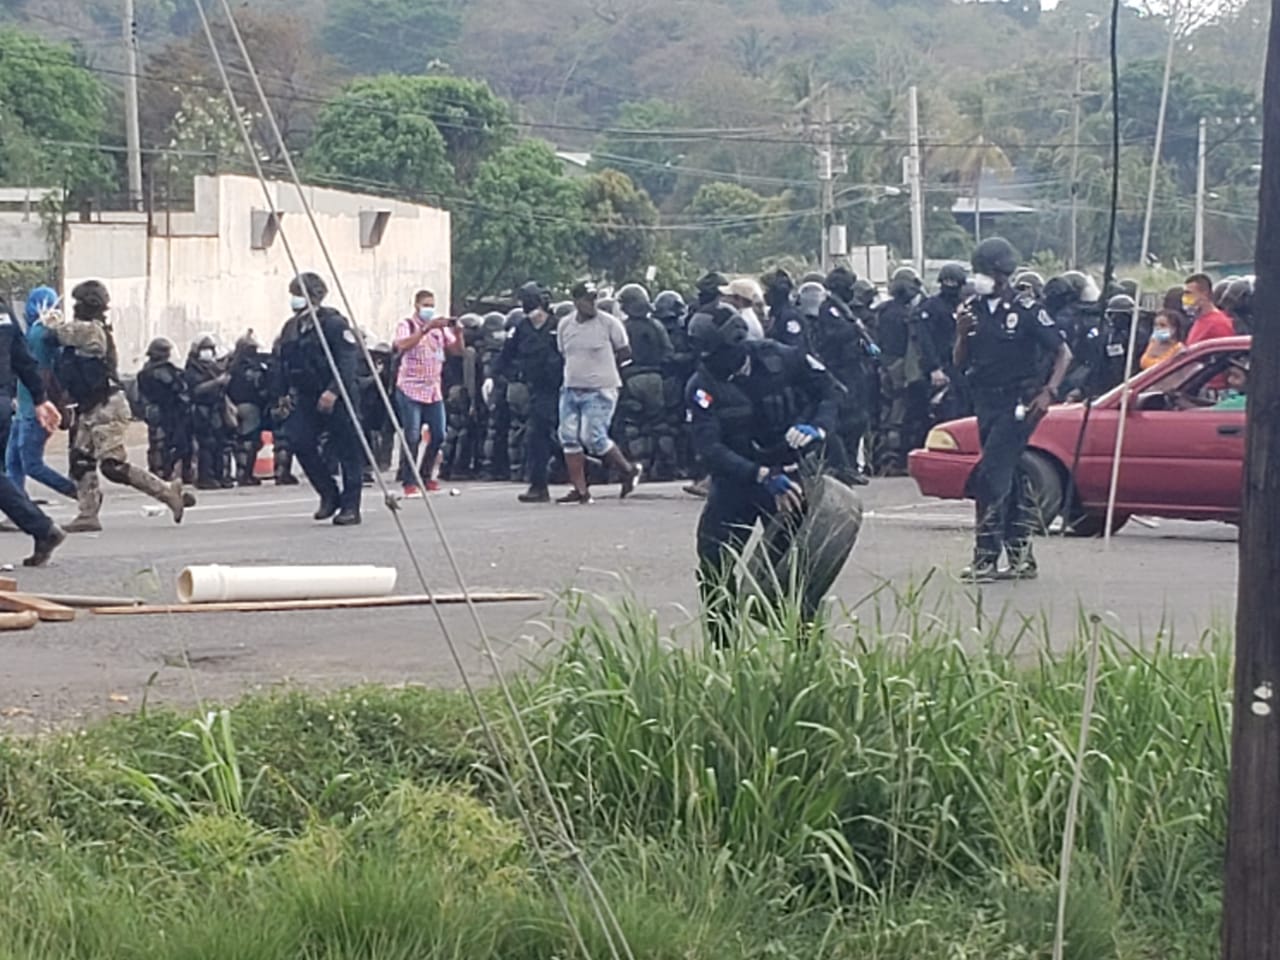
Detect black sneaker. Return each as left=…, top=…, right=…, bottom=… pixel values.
left=332, top=509, right=362, bottom=527
left=557, top=489, right=593, bottom=505
left=24, top=525, right=66, bottom=568
left=960, top=560, right=1000, bottom=584
left=518, top=487, right=551, bottom=504
left=1001, top=558, right=1039, bottom=581
left=620, top=464, right=643, bottom=499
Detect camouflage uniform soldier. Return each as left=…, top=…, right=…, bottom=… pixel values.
left=50, top=280, right=190, bottom=531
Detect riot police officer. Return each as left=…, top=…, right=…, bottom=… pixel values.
left=1093, top=294, right=1146, bottom=393
left=615, top=283, right=673, bottom=479
left=917, top=262, right=969, bottom=423
left=763, top=268, right=809, bottom=350
left=685, top=305, right=846, bottom=642
left=440, top=313, right=483, bottom=480
left=873, top=266, right=929, bottom=474
left=804, top=280, right=872, bottom=485
left=185, top=334, right=233, bottom=489
left=137, top=337, right=192, bottom=482
left=273, top=272, right=364, bottom=525
left=227, top=333, right=272, bottom=485
left=477, top=311, right=511, bottom=481
left=654, top=289, right=694, bottom=480
left=955, top=238, right=1071, bottom=582
left=494, top=283, right=562, bottom=503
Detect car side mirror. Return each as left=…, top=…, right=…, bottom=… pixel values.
left=1135, top=390, right=1169, bottom=412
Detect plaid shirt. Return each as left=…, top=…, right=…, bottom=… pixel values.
left=394, top=317, right=453, bottom=404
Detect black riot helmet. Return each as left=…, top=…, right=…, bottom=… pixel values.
left=850, top=279, right=877, bottom=309
left=652, top=290, right=687, bottom=322
left=1213, top=277, right=1234, bottom=308
left=71, top=279, right=110, bottom=320
left=695, top=271, right=729, bottom=306
left=1105, top=294, right=1136, bottom=320
left=516, top=281, right=545, bottom=313
left=688, top=305, right=750, bottom=380
left=761, top=267, right=794, bottom=310
left=937, top=263, right=967, bottom=304
left=1013, top=270, right=1045, bottom=300
left=797, top=281, right=826, bottom=318
left=824, top=266, right=858, bottom=302
left=616, top=283, right=652, bottom=320
left=288, top=271, right=327, bottom=305
left=1221, top=276, right=1254, bottom=314
left=970, top=237, right=1020, bottom=280
left=1043, top=275, right=1078, bottom=313
left=889, top=266, right=923, bottom=304
left=145, top=337, right=173, bottom=362
left=1062, top=270, right=1101, bottom=305
left=504, top=308, right=525, bottom=330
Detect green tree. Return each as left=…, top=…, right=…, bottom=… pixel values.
left=381, top=76, right=513, bottom=184
left=594, top=100, right=692, bottom=207
left=0, top=28, right=111, bottom=192
left=323, top=0, right=460, bottom=76
left=682, top=182, right=775, bottom=272
left=454, top=140, right=582, bottom=299
left=580, top=169, right=658, bottom=284
left=304, top=76, right=454, bottom=198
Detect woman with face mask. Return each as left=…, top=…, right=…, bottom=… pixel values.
left=1140, top=310, right=1186, bottom=370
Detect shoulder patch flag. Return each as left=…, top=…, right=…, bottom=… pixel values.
left=806, top=354, right=827, bottom=372
left=342, top=328, right=358, bottom=344
left=1037, top=309, right=1055, bottom=327
left=786, top=319, right=801, bottom=335
left=694, top=388, right=713, bottom=409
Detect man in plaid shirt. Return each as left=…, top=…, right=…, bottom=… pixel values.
left=394, top=289, right=461, bottom=495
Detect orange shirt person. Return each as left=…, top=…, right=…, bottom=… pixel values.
left=1140, top=310, right=1186, bottom=370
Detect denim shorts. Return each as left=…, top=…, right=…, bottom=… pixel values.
left=558, top=387, right=618, bottom=456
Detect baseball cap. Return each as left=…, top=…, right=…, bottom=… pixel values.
left=570, top=280, right=598, bottom=301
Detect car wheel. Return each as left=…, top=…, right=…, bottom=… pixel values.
left=1019, top=451, right=1065, bottom=535
left=1065, top=511, right=1130, bottom=538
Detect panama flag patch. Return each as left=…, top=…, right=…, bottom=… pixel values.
left=694, top=388, right=713, bottom=409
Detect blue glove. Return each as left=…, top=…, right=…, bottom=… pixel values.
left=760, top=472, right=801, bottom=498
left=785, top=424, right=825, bottom=450
left=865, top=342, right=882, bottom=358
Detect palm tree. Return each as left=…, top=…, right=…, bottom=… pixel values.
left=931, top=88, right=1018, bottom=244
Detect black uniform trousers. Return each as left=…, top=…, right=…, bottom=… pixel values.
left=0, top=396, right=54, bottom=539
left=282, top=395, right=363, bottom=513
left=970, top=385, right=1036, bottom=565
left=524, top=390, right=558, bottom=491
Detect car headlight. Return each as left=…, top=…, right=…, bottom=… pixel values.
left=925, top=428, right=959, bottom=452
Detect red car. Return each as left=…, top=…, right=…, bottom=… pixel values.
left=908, top=336, right=1250, bottom=536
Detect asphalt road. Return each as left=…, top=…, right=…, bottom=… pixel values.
left=0, top=470, right=1239, bottom=730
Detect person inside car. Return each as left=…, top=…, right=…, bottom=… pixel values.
left=1209, top=360, right=1249, bottom=411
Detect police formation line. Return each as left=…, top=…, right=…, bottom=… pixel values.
left=0, top=246, right=1250, bottom=597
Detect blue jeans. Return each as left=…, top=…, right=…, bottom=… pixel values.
left=6, top=414, right=75, bottom=500
left=395, top=389, right=447, bottom=486
left=558, top=387, right=618, bottom=457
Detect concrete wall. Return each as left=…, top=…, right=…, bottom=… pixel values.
left=61, top=174, right=452, bottom=368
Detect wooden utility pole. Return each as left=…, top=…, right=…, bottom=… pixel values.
left=123, top=0, right=144, bottom=210
left=908, top=85, right=925, bottom=276
left=1068, top=31, right=1083, bottom=269
left=1223, top=1, right=1280, bottom=956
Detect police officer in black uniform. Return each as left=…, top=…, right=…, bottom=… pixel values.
left=803, top=280, right=872, bottom=485
left=874, top=266, right=930, bottom=475
left=227, top=333, right=272, bottom=485
left=685, top=305, right=843, bottom=641
left=917, top=262, right=970, bottom=423
left=616, top=283, right=673, bottom=478
left=1091, top=293, right=1147, bottom=394
left=185, top=334, right=234, bottom=489
left=763, top=268, right=809, bottom=350
left=273, top=272, right=364, bottom=525
left=137, top=337, right=193, bottom=482
left=653, top=289, right=694, bottom=480
left=495, top=283, right=562, bottom=503
left=955, top=238, right=1071, bottom=582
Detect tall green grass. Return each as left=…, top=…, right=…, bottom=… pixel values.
left=0, top=590, right=1229, bottom=958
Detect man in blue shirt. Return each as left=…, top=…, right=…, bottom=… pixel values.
left=6, top=287, right=75, bottom=504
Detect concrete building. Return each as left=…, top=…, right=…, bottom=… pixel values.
left=57, top=174, right=451, bottom=366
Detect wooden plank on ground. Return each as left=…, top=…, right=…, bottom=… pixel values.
left=0, top=592, right=75, bottom=622
left=0, top=611, right=38, bottom=631
left=0, top=577, right=17, bottom=593
left=33, top=593, right=144, bottom=609
left=90, top=592, right=544, bottom=616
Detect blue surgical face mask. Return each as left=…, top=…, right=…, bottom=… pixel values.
left=1152, top=328, right=1173, bottom=343
left=418, top=306, right=436, bottom=322
left=971, top=273, right=997, bottom=297
left=290, top=295, right=308, bottom=312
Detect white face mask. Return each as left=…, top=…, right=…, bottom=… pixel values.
left=290, top=295, right=308, bottom=312
left=199, top=348, right=215, bottom=361
left=971, top=273, right=997, bottom=297
left=418, top=306, right=435, bottom=322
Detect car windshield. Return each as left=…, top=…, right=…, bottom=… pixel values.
left=1089, top=343, right=1250, bottom=408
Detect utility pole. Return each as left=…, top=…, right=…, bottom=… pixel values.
left=1140, top=22, right=1178, bottom=266
left=1194, top=116, right=1207, bottom=272
left=1223, top=2, right=1280, bottom=955
left=819, top=89, right=835, bottom=272
left=908, top=84, right=925, bottom=276
left=123, top=0, right=144, bottom=211
left=1069, top=31, right=1083, bottom=269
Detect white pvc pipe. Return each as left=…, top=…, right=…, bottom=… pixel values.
left=177, top=565, right=398, bottom=604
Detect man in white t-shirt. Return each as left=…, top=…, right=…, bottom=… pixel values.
left=555, top=281, right=643, bottom=504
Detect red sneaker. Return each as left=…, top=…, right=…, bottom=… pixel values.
left=402, top=484, right=422, bottom=499
left=425, top=480, right=442, bottom=493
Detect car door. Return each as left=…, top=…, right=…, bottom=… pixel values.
left=1072, top=347, right=1246, bottom=517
